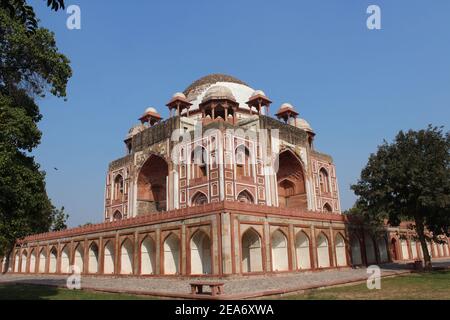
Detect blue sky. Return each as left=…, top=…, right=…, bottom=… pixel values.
left=32, top=0, right=450, bottom=227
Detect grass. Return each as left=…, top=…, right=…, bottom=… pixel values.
left=281, top=270, right=450, bottom=300
left=1, top=270, right=449, bottom=300
left=0, top=283, right=157, bottom=300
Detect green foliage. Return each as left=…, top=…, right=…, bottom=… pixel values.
left=50, top=206, right=69, bottom=231
left=0, top=0, right=65, bottom=33
left=0, top=7, right=71, bottom=258
left=351, top=125, right=450, bottom=267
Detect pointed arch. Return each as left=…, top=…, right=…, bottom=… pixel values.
left=190, top=230, right=212, bottom=275
left=137, top=154, right=169, bottom=214
left=113, top=210, right=122, bottom=221
left=237, top=189, right=254, bottom=203
left=120, top=238, right=133, bottom=275
left=335, top=233, right=347, bottom=267
left=317, top=232, right=330, bottom=268
left=49, top=247, right=57, bottom=273
left=140, top=236, right=156, bottom=275
left=410, top=239, right=418, bottom=259
left=377, top=237, right=389, bottom=263
left=88, top=242, right=99, bottom=274
left=103, top=240, right=115, bottom=274
left=163, top=233, right=180, bottom=275
left=271, top=229, right=289, bottom=271
left=276, top=149, right=307, bottom=210
left=13, top=251, right=19, bottom=273
left=38, top=248, right=47, bottom=273
left=401, top=239, right=410, bottom=260
left=319, top=167, right=331, bottom=194
left=191, top=191, right=208, bottom=206
left=365, top=234, right=377, bottom=264
left=350, top=236, right=363, bottom=266
left=323, top=203, right=333, bottom=213
left=241, top=227, right=263, bottom=273
left=60, top=245, right=70, bottom=273
left=29, top=249, right=37, bottom=273
left=20, top=250, right=28, bottom=273
left=235, top=144, right=253, bottom=178
left=295, top=231, right=311, bottom=269
left=190, top=146, right=208, bottom=179
left=113, top=174, right=124, bottom=201
left=74, top=243, right=84, bottom=273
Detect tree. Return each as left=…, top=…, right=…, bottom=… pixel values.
left=0, top=8, right=71, bottom=267
left=1, top=0, right=65, bottom=33
left=351, top=125, right=450, bottom=269
left=50, top=206, right=69, bottom=231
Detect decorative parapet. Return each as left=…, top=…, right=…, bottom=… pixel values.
left=19, top=201, right=346, bottom=244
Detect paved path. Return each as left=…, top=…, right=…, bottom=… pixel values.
left=1, top=259, right=449, bottom=299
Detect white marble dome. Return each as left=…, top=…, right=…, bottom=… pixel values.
left=251, top=90, right=266, bottom=97
left=280, top=103, right=294, bottom=110
left=145, top=107, right=158, bottom=114
left=181, top=74, right=260, bottom=114
left=202, top=85, right=236, bottom=103
left=172, top=92, right=186, bottom=99
left=289, top=117, right=314, bottom=132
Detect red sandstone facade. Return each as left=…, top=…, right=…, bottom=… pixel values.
left=4, top=74, right=450, bottom=276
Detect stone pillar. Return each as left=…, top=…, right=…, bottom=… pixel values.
left=289, top=224, right=296, bottom=270
left=310, top=225, right=317, bottom=269
left=99, top=236, right=104, bottom=274
left=212, top=216, right=220, bottom=275
left=264, top=221, right=271, bottom=272
left=181, top=225, right=186, bottom=275
left=220, top=212, right=233, bottom=274
left=329, top=225, right=336, bottom=267
left=155, top=228, right=161, bottom=275
left=134, top=230, right=139, bottom=275
left=114, top=232, right=120, bottom=275
left=233, top=217, right=241, bottom=274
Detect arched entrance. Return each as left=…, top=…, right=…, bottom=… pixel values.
left=29, top=249, right=37, bottom=273
left=317, top=233, right=330, bottom=268
left=351, top=237, right=363, bottom=266
left=74, top=244, right=84, bottom=273
left=401, top=239, right=410, bottom=260
left=190, top=230, right=212, bottom=275
left=335, top=234, right=347, bottom=267
left=88, top=243, right=99, bottom=274
left=103, top=241, right=115, bottom=274
left=377, top=237, right=389, bottom=263
left=365, top=234, right=377, bottom=264
left=271, top=230, right=289, bottom=271
left=20, top=251, right=27, bottom=273
left=163, top=233, right=180, bottom=275
left=38, top=249, right=46, bottom=273
left=137, top=154, right=169, bottom=214
left=120, top=239, right=133, bottom=275
left=140, top=237, right=156, bottom=275
left=242, top=228, right=263, bottom=273
left=276, top=150, right=307, bottom=210
left=60, top=246, right=70, bottom=273
left=49, top=248, right=57, bottom=273
left=237, top=190, right=254, bottom=203
left=295, top=231, right=311, bottom=269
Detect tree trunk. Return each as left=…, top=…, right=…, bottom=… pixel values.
left=1, top=246, right=14, bottom=275
left=415, top=217, right=432, bottom=271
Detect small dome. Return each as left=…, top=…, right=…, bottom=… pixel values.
left=202, top=85, right=236, bottom=102
left=289, top=117, right=313, bottom=132
left=251, top=90, right=266, bottom=97
left=173, top=92, right=186, bottom=99
left=280, top=103, right=294, bottom=110
left=145, top=107, right=158, bottom=114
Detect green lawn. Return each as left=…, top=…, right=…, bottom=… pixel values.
left=281, top=270, right=450, bottom=300
left=0, top=284, right=156, bottom=300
